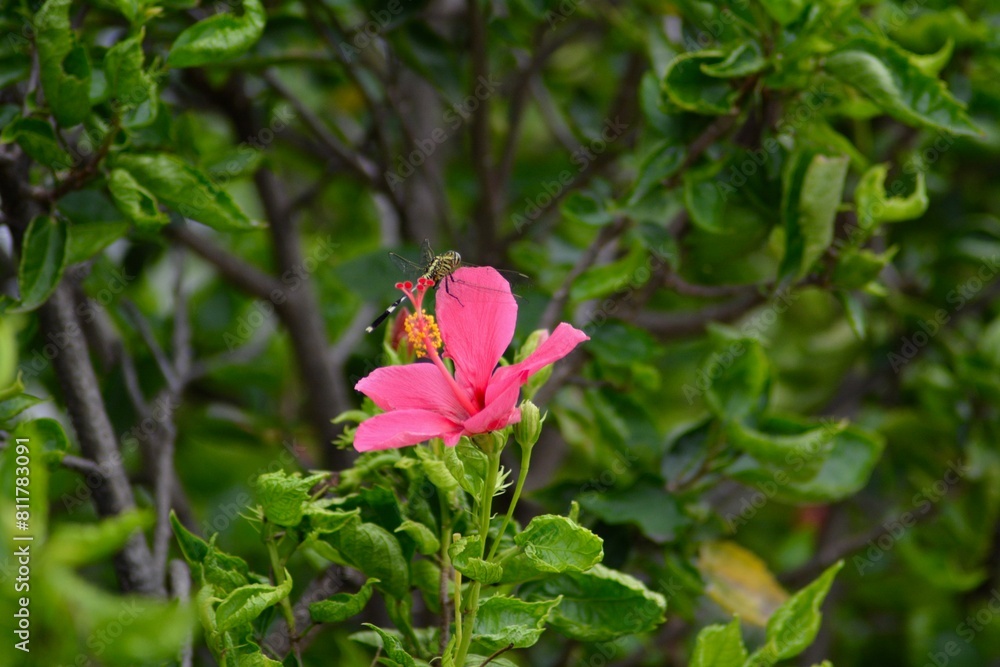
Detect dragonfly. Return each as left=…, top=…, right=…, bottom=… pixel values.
left=365, top=240, right=523, bottom=333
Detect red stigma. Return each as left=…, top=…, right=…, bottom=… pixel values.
left=394, top=282, right=404, bottom=289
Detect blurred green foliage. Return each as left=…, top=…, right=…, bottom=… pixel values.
left=1, top=0, right=1000, bottom=665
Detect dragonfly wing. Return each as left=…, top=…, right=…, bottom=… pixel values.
left=420, top=239, right=434, bottom=266
left=389, top=251, right=424, bottom=277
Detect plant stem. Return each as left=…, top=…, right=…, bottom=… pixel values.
left=438, top=489, right=453, bottom=655
left=453, top=445, right=501, bottom=666
left=265, top=524, right=301, bottom=666
left=487, top=442, right=532, bottom=561
left=453, top=564, right=463, bottom=653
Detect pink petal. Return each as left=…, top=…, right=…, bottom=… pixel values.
left=354, top=409, right=462, bottom=452
left=356, top=363, right=469, bottom=423
left=463, top=380, right=522, bottom=435
left=436, top=267, right=517, bottom=404
left=485, top=322, right=589, bottom=405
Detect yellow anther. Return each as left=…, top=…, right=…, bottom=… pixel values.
left=403, top=310, right=442, bottom=358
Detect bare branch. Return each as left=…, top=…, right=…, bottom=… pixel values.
left=61, top=454, right=104, bottom=478
left=539, top=217, right=630, bottom=331
left=121, top=300, right=178, bottom=391
left=169, top=560, right=194, bottom=667
left=39, top=281, right=160, bottom=594
left=260, top=69, right=383, bottom=189
left=169, top=224, right=282, bottom=300
left=468, top=0, right=499, bottom=257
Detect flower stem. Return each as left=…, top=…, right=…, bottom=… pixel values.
left=453, top=444, right=501, bottom=666
left=265, top=524, right=301, bottom=666
left=487, top=441, right=532, bottom=562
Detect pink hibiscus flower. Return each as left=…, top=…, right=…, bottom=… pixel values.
left=353, top=267, right=588, bottom=452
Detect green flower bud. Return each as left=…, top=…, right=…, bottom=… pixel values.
left=513, top=400, right=543, bottom=450
left=515, top=330, right=548, bottom=363
left=517, top=330, right=552, bottom=400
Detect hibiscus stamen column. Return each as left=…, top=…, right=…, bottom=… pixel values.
left=401, top=278, right=478, bottom=417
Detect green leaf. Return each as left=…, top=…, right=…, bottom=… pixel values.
left=663, top=51, right=736, bottom=115
left=684, top=173, right=726, bottom=234
left=0, top=393, right=43, bottom=424
left=255, top=471, right=325, bottom=527
left=690, top=617, right=747, bottom=667
left=578, top=482, right=690, bottom=543
left=361, top=623, right=416, bottom=667
left=779, top=151, right=849, bottom=280
left=629, top=141, right=685, bottom=204
left=105, top=0, right=138, bottom=23
left=836, top=290, right=867, bottom=340
left=560, top=191, right=615, bottom=227
left=854, top=163, right=928, bottom=231
left=46, top=509, right=152, bottom=566
left=112, top=153, right=260, bottom=230
left=758, top=561, right=843, bottom=662
left=473, top=595, right=562, bottom=651
left=395, top=519, right=440, bottom=555
left=514, top=515, right=604, bottom=574
left=167, top=0, right=267, bottom=69
left=66, top=220, right=131, bottom=264
left=726, top=419, right=846, bottom=479
left=0, top=374, right=44, bottom=424
left=521, top=564, right=667, bottom=642
left=832, top=246, right=895, bottom=291
left=309, top=578, right=379, bottom=624
left=449, top=536, right=503, bottom=584
left=215, top=573, right=293, bottom=632
left=570, top=242, right=647, bottom=302
left=414, top=447, right=461, bottom=496
left=35, top=0, right=92, bottom=126
left=728, top=424, right=885, bottom=503
left=170, top=511, right=252, bottom=593
left=107, top=168, right=168, bottom=228
left=701, top=42, right=767, bottom=78
left=104, top=29, right=154, bottom=110
left=302, top=506, right=361, bottom=534
left=327, top=522, right=410, bottom=598
left=1, top=116, right=72, bottom=168
left=758, top=0, right=805, bottom=25
left=774, top=427, right=884, bottom=503
left=703, top=336, right=771, bottom=421
left=16, top=215, right=68, bottom=312
left=445, top=441, right=489, bottom=496
left=825, top=37, right=979, bottom=137
left=170, top=510, right=210, bottom=564
left=911, top=38, right=954, bottom=77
